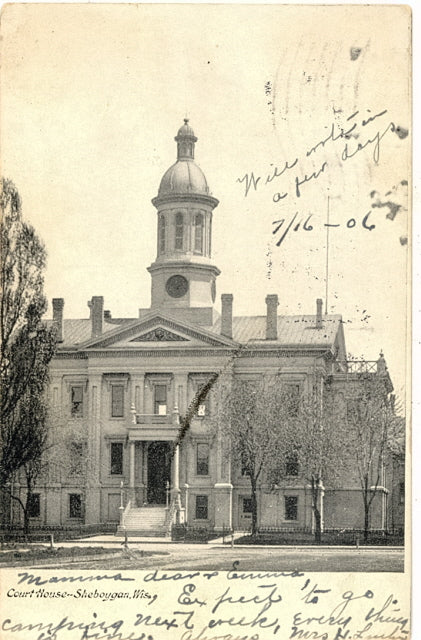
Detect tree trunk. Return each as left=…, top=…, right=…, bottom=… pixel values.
left=363, top=475, right=370, bottom=543
left=250, top=477, right=258, bottom=537
left=364, top=500, right=370, bottom=544
left=23, top=489, right=31, bottom=536
left=311, top=477, right=322, bottom=543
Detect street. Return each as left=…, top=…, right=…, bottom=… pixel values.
left=19, top=538, right=404, bottom=572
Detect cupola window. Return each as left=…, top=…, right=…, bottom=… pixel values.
left=159, top=215, right=166, bottom=253
left=175, top=212, right=184, bottom=250
left=194, top=213, right=204, bottom=254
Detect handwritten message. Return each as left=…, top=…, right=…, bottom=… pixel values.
left=1, top=567, right=410, bottom=640
left=236, top=107, right=408, bottom=247
left=236, top=109, right=404, bottom=203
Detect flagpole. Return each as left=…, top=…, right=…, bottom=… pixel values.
left=325, top=195, right=330, bottom=315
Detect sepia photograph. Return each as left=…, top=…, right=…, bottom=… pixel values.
left=0, top=3, right=411, bottom=639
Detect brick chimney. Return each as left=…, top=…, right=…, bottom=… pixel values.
left=52, top=298, right=64, bottom=342
left=221, top=294, right=233, bottom=339
left=316, top=298, right=323, bottom=329
left=88, top=296, right=104, bottom=337
left=265, top=294, right=278, bottom=340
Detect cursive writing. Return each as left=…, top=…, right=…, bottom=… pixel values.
left=16, top=571, right=134, bottom=586
left=1, top=571, right=410, bottom=640
left=272, top=209, right=375, bottom=247
left=236, top=108, right=402, bottom=202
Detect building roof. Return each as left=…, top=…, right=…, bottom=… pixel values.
left=46, top=318, right=134, bottom=347
left=50, top=313, right=342, bottom=349
left=158, top=159, right=209, bottom=196
left=211, top=314, right=342, bottom=346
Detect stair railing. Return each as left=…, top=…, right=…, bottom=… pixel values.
left=121, top=500, right=131, bottom=529
left=164, top=497, right=177, bottom=537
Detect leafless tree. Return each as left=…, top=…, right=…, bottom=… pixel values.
left=346, top=373, right=394, bottom=542
left=218, top=376, right=299, bottom=536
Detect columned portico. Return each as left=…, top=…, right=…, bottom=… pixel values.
left=126, top=403, right=183, bottom=513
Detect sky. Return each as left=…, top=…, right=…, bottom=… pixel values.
left=0, top=3, right=410, bottom=397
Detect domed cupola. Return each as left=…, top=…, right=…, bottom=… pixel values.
left=148, top=120, right=220, bottom=323
left=175, top=118, right=197, bottom=159
left=154, top=119, right=217, bottom=203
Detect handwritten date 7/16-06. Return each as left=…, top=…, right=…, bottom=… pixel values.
left=272, top=210, right=375, bottom=247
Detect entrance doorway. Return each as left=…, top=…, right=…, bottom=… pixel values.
left=147, top=442, right=171, bottom=504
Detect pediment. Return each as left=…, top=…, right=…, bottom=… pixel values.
left=77, top=312, right=236, bottom=350
left=130, top=327, right=188, bottom=342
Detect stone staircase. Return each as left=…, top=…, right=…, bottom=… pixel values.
left=116, top=505, right=168, bottom=537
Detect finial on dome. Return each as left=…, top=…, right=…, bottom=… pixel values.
left=175, top=118, right=197, bottom=160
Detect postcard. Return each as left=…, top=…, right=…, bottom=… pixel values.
left=0, top=4, right=411, bottom=639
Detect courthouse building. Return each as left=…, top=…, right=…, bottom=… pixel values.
left=10, top=120, right=400, bottom=535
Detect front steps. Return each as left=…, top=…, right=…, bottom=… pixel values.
left=116, top=505, right=168, bottom=537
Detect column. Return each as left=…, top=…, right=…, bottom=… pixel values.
left=171, top=444, right=183, bottom=521
left=136, top=442, right=146, bottom=505
left=129, top=441, right=136, bottom=504
left=213, top=367, right=233, bottom=532
left=173, top=372, right=187, bottom=416
left=85, top=375, right=102, bottom=524
left=133, top=373, right=145, bottom=416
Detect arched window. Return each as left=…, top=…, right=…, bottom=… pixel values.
left=159, top=215, right=166, bottom=253
left=194, top=213, right=204, bottom=253
left=175, top=212, right=184, bottom=250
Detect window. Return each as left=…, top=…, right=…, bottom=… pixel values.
left=154, top=384, right=167, bottom=415
left=175, top=212, right=184, bottom=250
left=196, top=444, right=209, bottom=476
left=111, top=385, right=124, bottom=418
left=69, top=494, right=82, bottom=519
left=286, top=451, right=299, bottom=476
left=191, top=376, right=213, bottom=417
left=284, top=384, right=300, bottom=417
left=159, top=215, right=166, bottom=253
left=195, top=495, right=208, bottom=520
left=197, top=404, right=206, bottom=417
left=196, top=391, right=210, bottom=416
left=69, top=441, right=85, bottom=476
left=28, top=493, right=40, bottom=518
left=399, top=481, right=405, bottom=504
left=242, top=497, right=253, bottom=514
left=194, top=213, right=204, bottom=253
left=285, top=496, right=298, bottom=521
left=71, top=386, right=83, bottom=417
left=110, top=442, right=123, bottom=475
left=241, top=451, right=251, bottom=477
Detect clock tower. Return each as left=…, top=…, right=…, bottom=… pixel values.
left=148, top=120, right=220, bottom=325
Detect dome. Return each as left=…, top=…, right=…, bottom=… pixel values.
left=158, top=160, right=209, bottom=196
left=176, top=120, right=196, bottom=138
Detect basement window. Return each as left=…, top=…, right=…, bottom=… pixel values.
left=28, top=493, right=41, bottom=518
left=284, top=496, right=298, bottom=521
left=69, top=494, right=82, bottom=519
left=195, top=495, right=208, bottom=520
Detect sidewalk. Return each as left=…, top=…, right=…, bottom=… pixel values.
left=3, top=533, right=402, bottom=551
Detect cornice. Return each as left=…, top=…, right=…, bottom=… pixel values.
left=152, top=193, right=219, bottom=209
left=53, top=346, right=332, bottom=360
